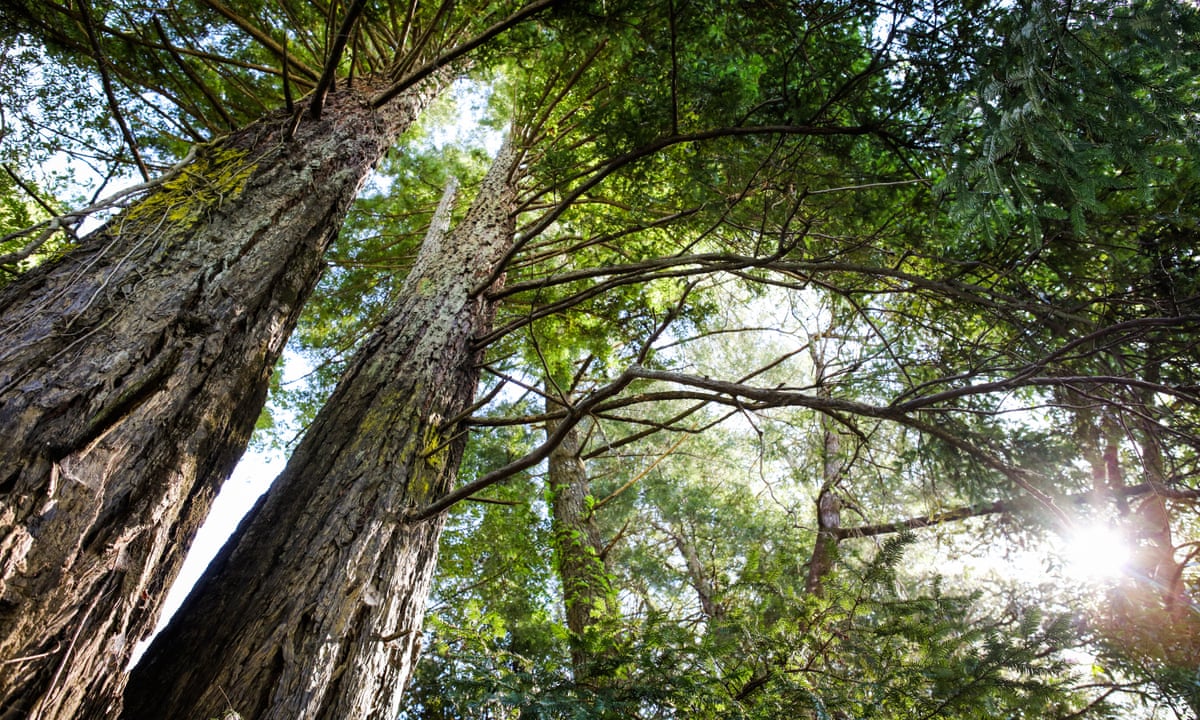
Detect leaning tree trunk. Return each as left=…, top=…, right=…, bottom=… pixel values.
left=545, top=410, right=615, bottom=679
left=0, top=77, right=440, bottom=720
left=122, top=141, right=520, bottom=720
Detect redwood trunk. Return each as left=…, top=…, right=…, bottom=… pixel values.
left=122, top=142, right=519, bottom=720
left=0, top=78, right=437, bottom=720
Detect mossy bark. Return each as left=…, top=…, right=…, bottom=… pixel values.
left=122, top=142, right=520, bottom=720
left=545, top=415, right=614, bottom=679
left=0, top=78, right=439, bottom=720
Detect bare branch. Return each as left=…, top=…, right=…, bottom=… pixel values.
left=372, top=0, right=563, bottom=109
left=152, top=17, right=238, bottom=131
left=406, top=365, right=641, bottom=522
left=77, top=0, right=149, bottom=181
left=836, top=482, right=1200, bottom=540
left=195, top=0, right=322, bottom=82
left=0, top=145, right=199, bottom=255
left=617, top=366, right=1079, bottom=523
left=2, top=165, right=61, bottom=218
left=309, top=0, right=369, bottom=119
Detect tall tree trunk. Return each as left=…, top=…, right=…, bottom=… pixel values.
left=544, top=412, right=613, bottom=679
left=122, top=141, right=520, bottom=720
left=0, top=77, right=439, bottom=720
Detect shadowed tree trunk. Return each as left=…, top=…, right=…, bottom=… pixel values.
left=0, top=77, right=441, bottom=720
left=544, top=411, right=614, bottom=679
left=122, top=140, right=520, bottom=720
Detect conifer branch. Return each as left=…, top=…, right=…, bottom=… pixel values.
left=76, top=0, right=149, bottom=181
left=309, top=0, right=369, bottom=119
left=371, top=0, right=563, bottom=109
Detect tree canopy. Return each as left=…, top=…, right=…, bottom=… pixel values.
left=2, top=0, right=1199, bottom=718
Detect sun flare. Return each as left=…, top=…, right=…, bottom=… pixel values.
left=1064, top=524, right=1131, bottom=580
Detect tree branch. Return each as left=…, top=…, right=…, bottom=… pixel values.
left=309, top=0, right=369, bottom=119
left=371, top=0, right=564, bottom=109
left=195, top=0, right=321, bottom=81
left=2, top=164, right=61, bottom=218
left=151, top=16, right=238, bottom=131
left=836, top=481, right=1200, bottom=540
left=406, top=366, right=641, bottom=522
left=475, top=120, right=888, bottom=294
left=77, top=0, right=149, bottom=181
left=616, top=366, right=1079, bottom=523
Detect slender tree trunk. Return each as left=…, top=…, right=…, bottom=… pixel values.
left=805, top=345, right=847, bottom=598
left=667, top=525, right=723, bottom=620
left=545, top=413, right=613, bottom=678
left=651, top=519, right=722, bottom=621
left=805, top=487, right=842, bottom=597
left=0, top=77, right=439, bottom=720
left=122, top=141, right=520, bottom=720
left=804, top=417, right=845, bottom=597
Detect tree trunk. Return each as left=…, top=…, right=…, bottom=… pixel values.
left=545, top=413, right=613, bottom=678
left=122, top=141, right=520, bottom=720
left=665, top=524, right=723, bottom=620
left=0, top=77, right=439, bottom=720
left=805, top=347, right=847, bottom=598
left=805, top=488, right=842, bottom=597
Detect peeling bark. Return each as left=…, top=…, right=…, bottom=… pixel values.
left=0, top=78, right=440, bottom=720
left=122, top=141, right=520, bottom=720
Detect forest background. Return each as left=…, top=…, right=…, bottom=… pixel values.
left=1, top=1, right=1199, bottom=719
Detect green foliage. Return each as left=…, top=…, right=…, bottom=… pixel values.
left=13, top=0, right=1200, bottom=715
left=409, top=523, right=1108, bottom=719
left=0, top=166, right=70, bottom=284
left=0, top=174, right=36, bottom=240
left=938, top=0, right=1200, bottom=245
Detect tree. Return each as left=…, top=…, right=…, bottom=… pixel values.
left=122, top=136, right=523, bottom=720
left=397, top=1, right=1200, bottom=715
left=0, top=76, right=439, bottom=720
left=6, top=0, right=1198, bottom=717
left=545, top=410, right=619, bottom=678
left=0, top=2, right=557, bottom=717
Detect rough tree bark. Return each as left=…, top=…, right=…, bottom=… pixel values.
left=0, top=77, right=440, bottom=720
left=545, top=412, right=614, bottom=678
left=122, top=141, right=520, bottom=720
